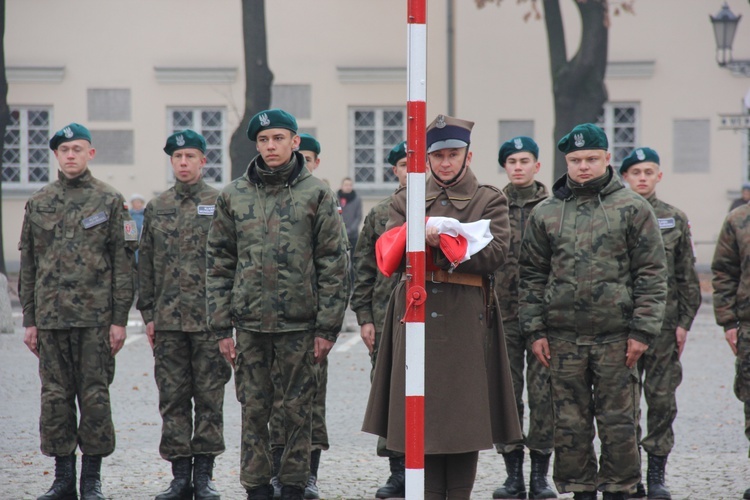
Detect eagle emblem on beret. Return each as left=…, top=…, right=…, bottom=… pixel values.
left=436, top=115, right=446, bottom=129
left=63, top=127, right=73, bottom=138
left=636, top=149, right=645, bottom=161
left=259, top=113, right=271, bottom=127
left=514, top=138, right=523, bottom=150
left=574, top=133, right=585, bottom=148
left=176, top=134, right=185, bottom=147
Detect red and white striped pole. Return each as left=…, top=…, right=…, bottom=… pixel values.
left=405, top=1, right=426, bottom=498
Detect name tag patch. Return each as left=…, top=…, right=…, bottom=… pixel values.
left=198, top=205, right=215, bottom=216
left=36, top=206, right=56, bottom=213
left=157, top=209, right=176, bottom=216
left=658, top=217, right=676, bottom=229
left=124, top=220, right=138, bottom=241
left=82, top=211, right=109, bottom=229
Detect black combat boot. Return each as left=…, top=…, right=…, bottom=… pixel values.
left=193, top=454, right=221, bottom=500
left=602, top=493, right=626, bottom=500
left=79, top=455, right=105, bottom=500
left=743, top=486, right=750, bottom=499
left=246, top=485, right=274, bottom=500
left=304, top=449, right=321, bottom=499
left=572, top=492, right=596, bottom=500
left=646, top=454, right=671, bottom=499
left=528, top=451, right=556, bottom=499
left=492, top=449, right=526, bottom=499
left=632, top=482, right=646, bottom=498
left=38, top=454, right=77, bottom=500
left=155, top=457, right=193, bottom=500
left=271, top=447, right=283, bottom=499
left=280, top=485, right=304, bottom=500
left=375, top=456, right=405, bottom=499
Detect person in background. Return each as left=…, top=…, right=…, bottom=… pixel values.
left=350, top=141, right=408, bottom=499
left=620, top=147, right=701, bottom=499
left=137, top=130, right=232, bottom=500
left=729, top=183, right=750, bottom=212
left=338, top=177, right=362, bottom=285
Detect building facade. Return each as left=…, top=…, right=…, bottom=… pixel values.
left=4, top=0, right=750, bottom=268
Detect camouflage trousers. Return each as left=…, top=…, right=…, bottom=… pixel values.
left=548, top=337, right=640, bottom=494
left=636, top=327, right=682, bottom=456
left=153, top=331, right=232, bottom=461
left=496, top=319, right=554, bottom=455
left=234, top=330, right=316, bottom=490
left=269, top=356, right=329, bottom=451
left=38, top=327, right=115, bottom=457
left=737, top=325, right=750, bottom=457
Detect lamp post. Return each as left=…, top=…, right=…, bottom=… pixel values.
left=711, top=2, right=750, bottom=76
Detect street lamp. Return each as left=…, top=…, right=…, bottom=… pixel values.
left=711, top=2, right=750, bottom=76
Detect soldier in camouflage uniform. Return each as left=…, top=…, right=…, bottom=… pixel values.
left=268, top=133, right=343, bottom=499
left=492, top=136, right=555, bottom=500
left=137, top=130, right=232, bottom=500
left=205, top=109, right=348, bottom=500
left=518, top=124, right=667, bottom=500
left=620, top=147, right=701, bottom=500
left=19, top=123, right=136, bottom=500
left=711, top=196, right=750, bottom=500
left=350, top=141, right=407, bottom=499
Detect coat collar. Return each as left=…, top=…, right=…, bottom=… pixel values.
left=426, top=169, right=479, bottom=211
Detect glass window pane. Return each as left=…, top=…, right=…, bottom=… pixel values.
left=355, top=130, right=375, bottom=146
left=355, top=166, right=375, bottom=183
left=355, top=148, right=375, bottom=164
left=355, top=111, right=375, bottom=128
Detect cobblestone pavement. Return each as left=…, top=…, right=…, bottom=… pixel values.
left=1, top=297, right=748, bottom=499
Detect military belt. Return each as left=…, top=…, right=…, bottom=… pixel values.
left=428, top=269, right=483, bottom=287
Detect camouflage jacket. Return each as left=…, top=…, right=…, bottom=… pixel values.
left=137, top=179, right=219, bottom=332
left=205, top=152, right=348, bottom=342
left=350, top=195, right=400, bottom=332
left=712, top=204, right=750, bottom=329
left=519, top=167, right=667, bottom=345
left=647, top=194, right=701, bottom=331
left=494, top=181, right=548, bottom=322
left=19, top=169, right=136, bottom=328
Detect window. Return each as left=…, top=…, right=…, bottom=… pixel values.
left=2, top=107, right=53, bottom=189
left=349, top=107, right=405, bottom=187
left=168, top=108, right=227, bottom=184
left=597, top=103, right=639, bottom=168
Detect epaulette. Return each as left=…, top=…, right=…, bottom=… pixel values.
left=478, top=184, right=502, bottom=194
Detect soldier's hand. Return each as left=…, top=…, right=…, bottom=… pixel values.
left=24, top=326, right=39, bottom=358
left=110, top=325, right=127, bottom=356
left=314, top=336, right=335, bottom=364
left=425, top=226, right=440, bottom=248
left=531, top=338, right=551, bottom=368
left=145, top=322, right=155, bottom=349
left=625, top=338, right=648, bottom=368
left=725, top=328, right=739, bottom=356
left=360, top=323, right=376, bottom=354
left=675, top=326, right=688, bottom=358
left=218, top=338, right=236, bottom=368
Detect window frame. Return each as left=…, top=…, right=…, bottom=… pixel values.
left=2, top=105, right=54, bottom=192
left=597, top=102, right=640, bottom=169
left=165, top=107, right=228, bottom=187
left=348, top=106, right=406, bottom=190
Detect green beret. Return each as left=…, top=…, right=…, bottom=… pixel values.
left=387, top=141, right=407, bottom=166
left=619, top=147, right=660, bottom=174
left=557, top=123, right=608, bottom=154
left=49, top=123, right=91, bottom=150
left=498, top=136, right=539, bottom=167
left=246, top=108, right=298, bottom=141
left=163, top=129, right=206, bottom=156
left=298, top=133, right=321, bottom=155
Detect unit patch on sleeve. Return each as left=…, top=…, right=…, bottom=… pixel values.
left=197, top=205, right=216, bottom=216
left=124, top=220, right=138, bottom=241
left=658, top=217, right=676, bottom=230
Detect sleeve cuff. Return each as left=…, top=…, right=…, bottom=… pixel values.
left=628, top=331, right=652, bottom=346
left=140, top=309, right=154, bottom=324
left=356, top=310, right=374, bottom=326
left=316, top=330, right=339, bottom=343
left=215, top=329, right=234, bottom=340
